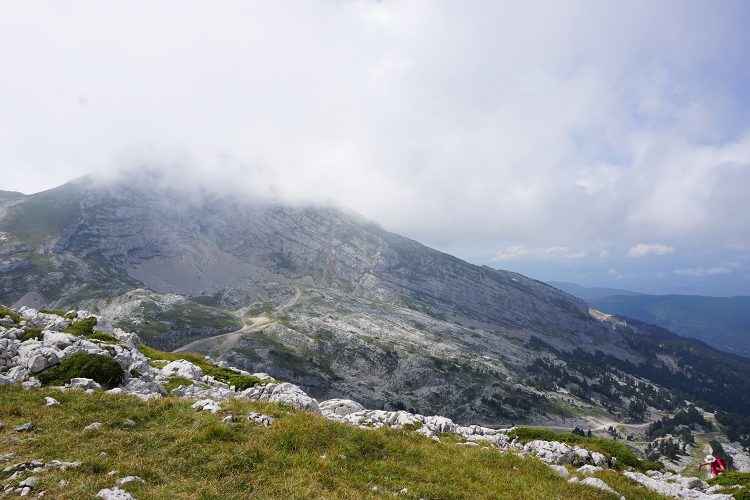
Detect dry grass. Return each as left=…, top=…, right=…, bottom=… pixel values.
left=0, top=386, right=667, bottom=499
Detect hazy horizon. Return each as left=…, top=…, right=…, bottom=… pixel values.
left=2, top=1, right=749, bottom=296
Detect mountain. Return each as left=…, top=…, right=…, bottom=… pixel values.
left=550, top=282, right=750, bottom=359
left=2, top=171, right=750, bottom=447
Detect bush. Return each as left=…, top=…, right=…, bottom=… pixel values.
left=38, top=352, right=124, bottom=389
left=40, top=309, right=67, bottom=317
left=63, top=316, right=98, bottom=336
left=0, top=305, right=21, bottom=324
left=85, top=330, right=120, bottom=343
left=20, top=327, right=44, bottom=342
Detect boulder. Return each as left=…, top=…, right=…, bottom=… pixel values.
left=96, top=487, right=136, bottom=500
left=548, top=464, right=569, bottom=478
left=69, top=378, right=102, bottom=390
left=239, top=382, right=321, bottom=414
left=319, top=399, right=365, bottom=417
left=160, top=360, right=203, bottom=381
left=192, top=399, right=221, bottom=413
left=580, top=477, right=617, bottom=495
left=577, top=464, right=603, bottom=475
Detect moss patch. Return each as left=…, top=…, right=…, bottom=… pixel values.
left=37, top=352, right=124, bottom=389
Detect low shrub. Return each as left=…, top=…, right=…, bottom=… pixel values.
left=63, top=316, right=98, bottom=336
left=38, top=352, right=124, bottom=389
left=20, top=327, right=44, bottom=342
left=85, top=330, right=120, bottom=344
left=0, top=305, right=21, bottom=324
left=40, top=309, right=67, bottom=317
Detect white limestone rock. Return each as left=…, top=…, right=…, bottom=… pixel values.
left=192, top=399, right=221, bottom=413
left=319, top=399, right=365, bottom=417
left=548, top=464, right=569, bottom=478
left=96, top=487, right=136, bottom=500
left=239, top=382, right=321, bottom=414
left=247, top=412, right=274, bottom=427
left=69, top=378, right=102, bottom=390
left=160, top=360, right=203, bottom=381
left=577, top=464, right=604, bottom=475
left=580, top=477, right=617, bottom=495
left=44, top=397, right=60, bottom=407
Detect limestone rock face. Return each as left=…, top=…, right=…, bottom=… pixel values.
left=239, top=382, right=321, bottom=414
left=319, top=399, right=365, bottom=417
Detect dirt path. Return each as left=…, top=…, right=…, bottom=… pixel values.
left=173, top=286, right=300, bottom=354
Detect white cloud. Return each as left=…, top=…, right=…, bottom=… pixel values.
left=0, top=1, right=749, bottom=295
left=493, top=245, right=586, bottom=261
left=674, top=262, right=741, bottom=277
left=628, top=243, right=676, bottom=258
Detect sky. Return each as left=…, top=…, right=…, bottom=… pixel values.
left=1, top=1, right=750, bottom=296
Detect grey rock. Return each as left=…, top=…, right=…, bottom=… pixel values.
left=247, top=412, right=274, bottom=427
left=548, top=464, right=569, bottom=478
left=191, top=399, right=221, bottom=413
left=15, top=422, right=33, bottom=432
left=19, top=476, right=38, bottom=488
left=84, top=422, right=103, bottom=431
left=96, top=487, right=136, bottom=500
left=44, top=397, right=60, bottom=406
left=319, top=399, right=366, bottom=417
left=577, top=464, right=604, bottom=475
left=580, top=477, right=617, bottom=495
left=69, top=378, right=102, bottom=390
left=117, top=476, right=145, bottom=486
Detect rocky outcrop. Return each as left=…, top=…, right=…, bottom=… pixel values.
left=623, top=471, right=733, bottom=499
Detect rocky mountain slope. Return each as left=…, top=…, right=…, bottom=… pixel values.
left=2, top=172, right=750, bottom=437
left=2, top=306, right=749, bottom=499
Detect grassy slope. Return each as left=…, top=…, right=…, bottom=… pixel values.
left=0, top=386, right=668, bottom=499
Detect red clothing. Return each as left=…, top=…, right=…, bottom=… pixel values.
left=710, top=458, right=726, bottom=475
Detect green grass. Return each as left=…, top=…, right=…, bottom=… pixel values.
left=37, top=352, right=124, bottom=389
left=164, top=376, right=195, bottom=392
left=85, top=330, right=120, bottom=344
left=0, top=386, right=668, bottom=499
left=708, top=472, right=750, bottom=499
left=40, top=309, right=67, bottom=317
left=63, top=316, right=98, bottom=336
left=20, top=327, right=44, bottom=342
left=140, top=345, right=266, bottom=390
left=0, top=305, right=21, bottom=324
left=509, top=427, right=662, bottom=472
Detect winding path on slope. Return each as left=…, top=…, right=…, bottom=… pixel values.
left=173, top=286, right=301, bottom=354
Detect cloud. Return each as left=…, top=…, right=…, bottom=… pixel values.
left=1, top=1, right=749, bottom=294
left=674, top=262, right=741, bottom=277
left=628, top=243, right=676, bottom=258
left=493, top=245, right=586, bottom=261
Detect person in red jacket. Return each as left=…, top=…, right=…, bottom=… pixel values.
left=699, top=454, right=727, bottom=476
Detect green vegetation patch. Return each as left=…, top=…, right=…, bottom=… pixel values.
left=163, top=377, right=195, bottom=392
left=0, top=385, right=668, bottom=499
left=85, top=330, right=120, bottom=344
left=40, top=309, right=67, bottom=317
left=63, top=316, right=98, bottom=336
left=0, top=305, right=21, bottom=324
left=38, top=352, right=124, bottom=389
left=708, top=472, right=750, bottom=499
left=20, top=327, right=44, bottom=342
left=140, top=345, right=266, bottom=390
left=509, top=427, right=661, bottom=472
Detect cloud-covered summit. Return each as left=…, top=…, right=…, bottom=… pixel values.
left=1, top=1, right=749, bottom=294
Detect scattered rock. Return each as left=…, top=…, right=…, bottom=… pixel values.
left=22, top=379, right=41, bottom=390
left=44, top=397, right=60, bottom=406
left=15, top=422, right=34, bottom=432
left=124, top=419, right=136, bottom=427
left=69, top=378, right=102, bottom=390
left=58, top=480, right=68, bottom=488
left=247, top=412, right=274, bottom=427
left=222, top=415, right=234, bottom=423
left=107, top=470, right=119, bottom=476
left=548, top=464, right=569, bottom=478
left=96, top=487, right=136, bottom=500
left=117, top=476, right=145, bottom=486
left=19, top=476, right=39, bottom=488
left=580, top=477, right=617, bottom=495
left=84, top=422, right=104, bottom=431
left=577, top=464, right=603, bottom=475
left=191, top=399, right=221, bottom=413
